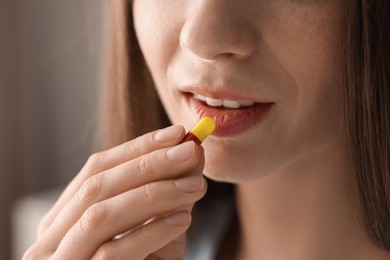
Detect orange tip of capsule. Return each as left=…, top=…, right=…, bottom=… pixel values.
left=181, top=117, right=216, bottom=144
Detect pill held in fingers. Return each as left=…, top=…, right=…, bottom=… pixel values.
left=180, top=117, right=216, bottom=145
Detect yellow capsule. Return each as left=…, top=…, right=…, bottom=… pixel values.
left=181, top=117, right=216, bottom=144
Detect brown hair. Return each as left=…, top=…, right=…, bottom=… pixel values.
left=344, top=0, right=390, bottom=250
left=99, top=0, right=168, bottom=148
left=101, top=0, right=389, bottom=250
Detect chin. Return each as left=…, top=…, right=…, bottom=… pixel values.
left=202, top=155, right=268, bottom=184
left=200, top=137, right=280, bottom=183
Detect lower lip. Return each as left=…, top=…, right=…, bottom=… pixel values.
left=186, top=95, right=275, bottom=137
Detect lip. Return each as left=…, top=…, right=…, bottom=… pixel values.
left=181, top=87, right=273, bottom=103
left=184, top=93, right=275, bottom=137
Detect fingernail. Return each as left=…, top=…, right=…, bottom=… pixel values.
left=166, top=142, right=194, bottom=162
left=154, top=125, right=183, bottom=143
left=164, top=211, right=191, bottom=226
left=174, top=176, right=204, bottom=193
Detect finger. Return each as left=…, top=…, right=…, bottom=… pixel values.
left=78, top=141, right=203, bottom=205
left=91, top=211, right=190, bottom=260
left=38, top=125, right=185, bottom=237
left=146, top=234, right=187, bottom=260
left=40, top=141, right=203, bottom=249
left=149, top=201, right=197, bottom=227
left=53, top=176, right=207, bottom=259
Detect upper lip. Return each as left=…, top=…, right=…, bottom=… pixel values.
left=180, top=86, right=273, bottom=103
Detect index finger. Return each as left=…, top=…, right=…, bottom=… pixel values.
left=38, top=125, right=185, bottom=237
left=84, top=125, right=186, bottom=175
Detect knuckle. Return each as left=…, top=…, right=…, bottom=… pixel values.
left=37, top=214, right=50, bottom=238
left=36, top=221, right=50, bottom=238
left=137, top=155, right=152, bottom=176
left=22, top=243, right=50, bottom=260
left=77, top=175, right=102, bottom=204
left=79, top=203, right=108, bottom=233
left=22, top=247, right=38, bottom=260
left=125, top=137, right=142, bottom=156
left=142, top=183, right=159, bottom=205
left=85, top=152, right=105, bottom=173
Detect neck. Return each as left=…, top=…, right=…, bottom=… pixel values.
left=235, top=142, right=386, bottom=260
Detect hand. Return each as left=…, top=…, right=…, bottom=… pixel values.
left=23, top=125, right=207, bottom=259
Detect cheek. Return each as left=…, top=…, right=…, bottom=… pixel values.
left=132, top=1, right=183, bottom=83
left=133, top=2, right=186, bottom=121
left=132, top=2, right=345, bottom=183
left=267, top=6, right=344, bottom=141
left=202, top=7, right=345, bottom=182
left=266, top=5, right=344, bottom=87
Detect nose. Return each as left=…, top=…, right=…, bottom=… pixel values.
left=180, top=1, right=256, bottom=62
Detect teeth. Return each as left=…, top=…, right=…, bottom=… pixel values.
left=193, top=94, right=254, bottom=108
left=194, top=94, right=207, bottom=102
left=223, top=100, right=240, bottom=108
left=238, top=100, right=254, bottom=107
left=206, top=97, right=223, bottom=107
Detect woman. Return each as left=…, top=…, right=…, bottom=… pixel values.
left=24, top=0, right=389, bottom=259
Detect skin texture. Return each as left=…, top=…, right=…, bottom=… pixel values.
left=133, top=0, right=390, bottom=259
left=23, top=1, right=389, bottom=259
left=24, top=126, right=207, bottom=259
left=133, top=0, right=345, bottom=183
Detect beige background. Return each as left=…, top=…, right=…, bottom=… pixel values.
left=0, top=1, right=104, bottom=259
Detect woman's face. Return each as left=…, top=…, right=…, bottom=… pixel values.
left=132, top=0, right=345, bottom=182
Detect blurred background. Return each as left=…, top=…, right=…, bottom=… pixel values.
left=0, top=1, right=104, bottom=259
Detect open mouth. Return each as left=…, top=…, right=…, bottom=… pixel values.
left=184, top=92, right=275, bottom=137
left=193, top=93, right=256, bottom=109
